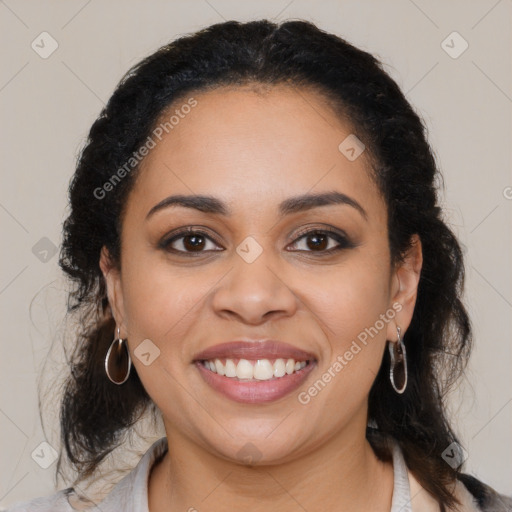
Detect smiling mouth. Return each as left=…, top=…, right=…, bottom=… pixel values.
left=194, top=357, right=317, bottom=404
left=199, top=357, right=315, bottom=381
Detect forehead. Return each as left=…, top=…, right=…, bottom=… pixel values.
left=128, top=84, right=384, bottom=221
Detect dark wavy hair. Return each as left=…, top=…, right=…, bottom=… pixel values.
left=57, top=19, right=471, bottom=509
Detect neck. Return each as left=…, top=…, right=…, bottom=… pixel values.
left=148, top=417, right=394, bottom=511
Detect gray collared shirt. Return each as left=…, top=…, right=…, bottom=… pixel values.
left=0, top=437, right=449, bottom=511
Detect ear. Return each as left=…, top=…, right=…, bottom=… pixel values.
left=99, top=246, right=126, bottom=334
left=386, top=234, right=423, bottom=341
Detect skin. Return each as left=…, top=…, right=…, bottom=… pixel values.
left=100, top=84, right=422, bottom=512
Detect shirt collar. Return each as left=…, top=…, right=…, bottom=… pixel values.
left=96, top=436, right=413, bottom=511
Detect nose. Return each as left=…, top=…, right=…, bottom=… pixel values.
left=211, top=251, right=298, bottom=325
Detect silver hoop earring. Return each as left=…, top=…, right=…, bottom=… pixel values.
left=105, top=326, right=132, bottom=385
left=388, top=326, right=407, bottom=394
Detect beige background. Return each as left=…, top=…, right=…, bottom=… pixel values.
left=1, top=0, right=511, bottom=507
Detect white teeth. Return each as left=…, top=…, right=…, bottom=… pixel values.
left=224, top=358, right=237, bottom=377
left=214, top=359, right=225, bottom=376
left=203, top=357, right=309, bottom=381
left=253, top=359, right=274, bottom=380
left=236, top=359, right=254, bottom=379
left=273, top=358, right=286, bottom=377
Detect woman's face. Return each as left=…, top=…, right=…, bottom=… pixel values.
left=101, top=84, right=421, bottom=464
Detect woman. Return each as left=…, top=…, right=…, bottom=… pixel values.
left=7, top=19, right=511, bottom=512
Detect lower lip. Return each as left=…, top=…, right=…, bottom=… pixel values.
left=194, top=360, right=317, bottom=404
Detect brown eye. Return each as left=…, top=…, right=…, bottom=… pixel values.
left=288, top=229, right=353, bottom=254
left=160, top=229, right=223, bottom=254
left=182, top=234, right=206, bottom=251
left=304, top=232, right=329, bottom=251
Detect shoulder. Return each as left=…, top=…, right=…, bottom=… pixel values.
left=406, top=469, right=512, bottom=512
left=2, top=488, right=75, bottom=511
left=456, top=473, right=512, bottom=512
left=3, top=437, right=169, bottom=512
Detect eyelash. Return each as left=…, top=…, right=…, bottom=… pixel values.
left=159, top=226, right=354, bottom=256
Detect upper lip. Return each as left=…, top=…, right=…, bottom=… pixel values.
left=192, top=340, right=317, bottom=362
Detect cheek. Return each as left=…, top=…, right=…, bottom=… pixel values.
left=119, top=249, right=207, bottom=346
left=118, top=257, right=204, bottom=405
left=309, top=255, right=391, bottom=341
left=296, top=272, right=391, bottom=418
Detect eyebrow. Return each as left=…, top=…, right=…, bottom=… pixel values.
left=146, top=191, right=367, bottom=221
